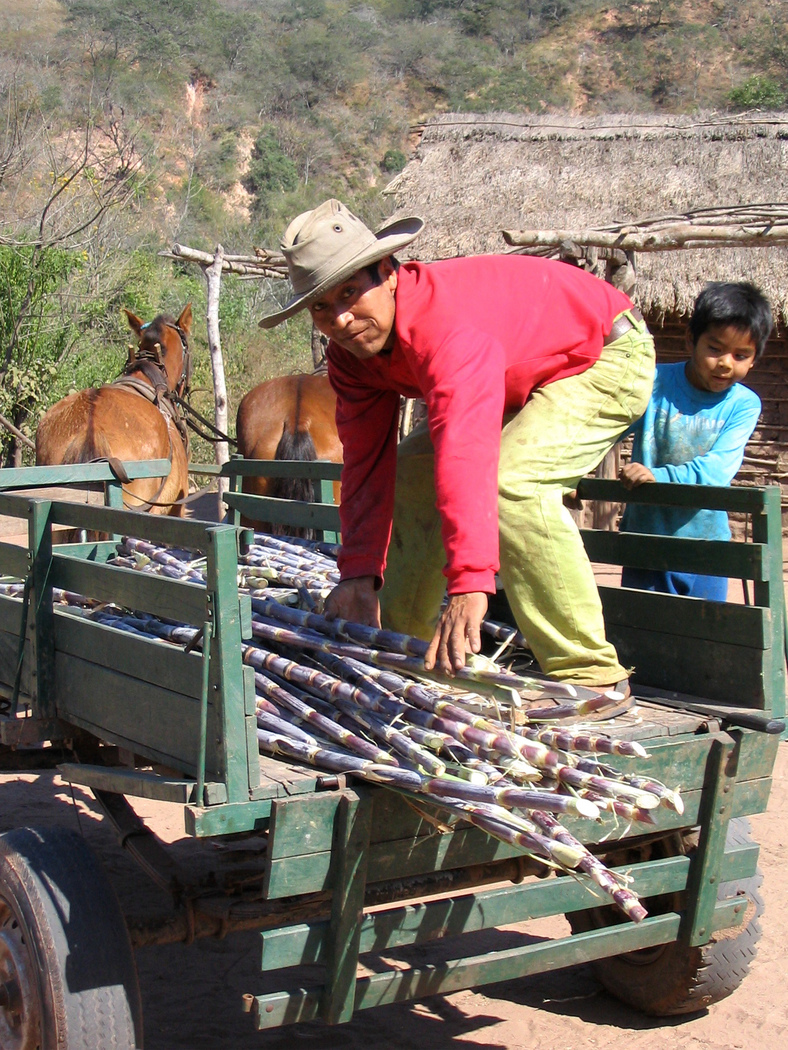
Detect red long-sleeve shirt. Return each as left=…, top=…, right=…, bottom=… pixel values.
left=327, top=255, right=632, bottom=595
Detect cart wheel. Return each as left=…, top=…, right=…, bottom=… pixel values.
left=569, top=817, right=764, bottom=1016
left=0, top=826, right=143, bottom=1049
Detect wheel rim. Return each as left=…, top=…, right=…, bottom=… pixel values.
left=0, top=893, right=43, bottom=1050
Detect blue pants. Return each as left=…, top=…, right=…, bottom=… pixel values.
left=621, top=567, right=728, bottom=602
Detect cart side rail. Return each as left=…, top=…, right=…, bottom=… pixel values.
left=0, top=492, right=258, bottom=805
left=575, top=480, right=786, bottom=716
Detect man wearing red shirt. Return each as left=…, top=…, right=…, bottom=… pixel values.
left=260, top=200, right=655, bottom=694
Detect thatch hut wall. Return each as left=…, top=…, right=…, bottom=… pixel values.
left=386, top=113, right=788, bottom=524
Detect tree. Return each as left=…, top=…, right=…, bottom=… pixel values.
left=0, top=80, right=149, bottom=464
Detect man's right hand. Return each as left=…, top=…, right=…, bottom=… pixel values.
left=324, top=576, right=381, bottom=627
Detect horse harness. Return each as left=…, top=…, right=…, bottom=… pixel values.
left=112, top=319, right=192, bottom=450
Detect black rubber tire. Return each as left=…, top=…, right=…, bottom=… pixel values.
left=0, top=825, right=143, bottom=1049
left=570, top=817, right=764, bottom=1017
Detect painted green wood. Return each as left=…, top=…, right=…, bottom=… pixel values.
left=750, top=487, right=786, bottom=720
left=189, top=463, right=223, bottom=477
left=682, top=734, right=739, bottom=948
left=317, top=478, right=339, bottom=544
left=577, top=477, right=769, bottom=512
left=186, top=753, right=771, bottom=843
left=0, top=460, right=173, bottom=491
left=184, top=798, right=274, bottom=836
left=0, top=629, right=32, bottom=704
left=735, top=731, right=780, bottom=780
left=27, top=501, right=55, bottom=720
left=53, top=612, right=203, bottom=698
left=599, top=587, right=769, bottom=648
left=58, top=763, right=196, bottom=803
left=260, top=843, right=758, bottom=971
left=52, top=653, right=207, bottom=771
left=0, top=542, right=29, bottom=579
left=223, top=493, right=341, bottom=532
left=253, top=913, right=683, bottom=1028
left=320, top=791, right=373, bottom=1024
left=48, top=499, right=216, bottom=549
left=204, top=525, right=260, bottom=804
left=609, top=624, right=766, bottom=705
left=266, top=792, right=349, bottom=860
left=48, top=540, right=117, bottom=561
left=220, top=459, right=343, bottom=481
left=51, top=554, right=208, bottom=625
left=582, top=530, right=766, bottom=579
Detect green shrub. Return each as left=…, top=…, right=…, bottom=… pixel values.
left=728, top=75, right=786, bottom=110
left=381, top=148, right=407, bottom=173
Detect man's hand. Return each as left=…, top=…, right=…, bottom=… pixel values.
left=424, top=592, right=488, bottom=674
left=620, top=462, right=656, bottom=490
left=324, top=576, right=381, bottom=627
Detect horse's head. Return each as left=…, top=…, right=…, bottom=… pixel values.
left=123, top=304, right=193, bottom=398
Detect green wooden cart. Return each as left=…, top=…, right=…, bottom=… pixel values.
left=0, top=459, right=783, bottom=1048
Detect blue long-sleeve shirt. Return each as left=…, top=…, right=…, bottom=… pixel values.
left=620, top=361, right=761, bottom=541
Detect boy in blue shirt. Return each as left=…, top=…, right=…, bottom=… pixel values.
left=619, top=281, right=772, bottom=601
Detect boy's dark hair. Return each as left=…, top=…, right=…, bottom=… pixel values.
left=689, top=281, right=773, bottom=358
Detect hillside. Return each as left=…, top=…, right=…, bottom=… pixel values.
left=1, top=0, right=787, bottom=461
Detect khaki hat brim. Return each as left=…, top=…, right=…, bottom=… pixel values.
left=258, top=215, right=423, bottom=329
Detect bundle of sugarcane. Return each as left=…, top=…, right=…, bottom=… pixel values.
left=3, top=531, right=685, bottom=921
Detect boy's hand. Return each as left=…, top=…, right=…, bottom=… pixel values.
left=620, top=462, right=656, bottom=489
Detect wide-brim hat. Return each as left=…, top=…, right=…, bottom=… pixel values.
left=258, top=199, right=423, bottom=328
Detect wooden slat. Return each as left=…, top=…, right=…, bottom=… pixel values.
left=50, top=553, right=207, bottom=625
left=253, top=914, right=683, bottom=1028
left=599, top=586, right=769, bottom=647
left=577, top=477, right=769, bottom=512
left=48, top=501, right=231, bottom=549
left=582, top=530, right=766, bottom=579
left=220, top=459, right=343, bottom=481
left=223, top=492, right=341, bottom=531
left=0, top=459, right=173, bottom=491
left=58, top=762, right=195, bottom=803
left=260, top=845, right=758, bottom=970
left=53, top=652, right=205, bottom=775
left=0, top=542, right=29, bottom=578
left=610, top=623, right=767, bottom=705
left=53, top=612, right=203, bottom=697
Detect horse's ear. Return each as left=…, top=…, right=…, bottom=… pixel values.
left=124, top=308, right=144, bottom=335
left=177, top=303, right=193, bottom=335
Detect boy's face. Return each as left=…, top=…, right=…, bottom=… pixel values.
left=685, top=323, right=758, bottom=394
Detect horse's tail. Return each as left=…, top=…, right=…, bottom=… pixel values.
left=60, top=430, right=112, bottom=466
left=271, top=423, right=318, bottom=538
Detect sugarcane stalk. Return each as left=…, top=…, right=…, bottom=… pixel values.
left=530, top=811, right=648, bottom=923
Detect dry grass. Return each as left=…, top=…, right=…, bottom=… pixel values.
left=386, top=112, right=788, bottom=322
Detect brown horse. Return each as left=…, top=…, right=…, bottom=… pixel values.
left=36, top=305, right=193, bottom=515
left=235, top=372, right=342, bottom=531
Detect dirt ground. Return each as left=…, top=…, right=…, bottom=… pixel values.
left=0, top=745, right=784, bottom=1050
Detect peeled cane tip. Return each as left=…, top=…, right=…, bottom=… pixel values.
left=666, top=790, right=685, bottom=814
left=628, top=741, right=649, bottom=758
left=628, top=902, right=649, bottom=923
left=602, top=687, right=626, bottom=701
left=571, top=797, right=601, bottom=819
left=551, top=842, right=585, bottom=869
left=634, top=791, right=660, bottom=810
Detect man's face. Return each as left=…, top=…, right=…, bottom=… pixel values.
left=308, top=259, right=398, bottom=359
left=685, top=323, right=757, bottom=394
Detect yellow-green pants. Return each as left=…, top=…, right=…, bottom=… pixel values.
left=379, top=313, right=655, bottom=686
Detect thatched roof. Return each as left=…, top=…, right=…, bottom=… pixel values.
left=384, top=112, right=788, bottom=323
